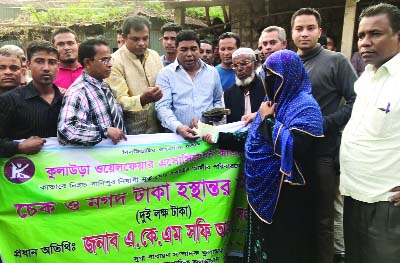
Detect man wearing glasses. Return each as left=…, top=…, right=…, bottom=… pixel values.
left=223, top=48, right=266, bottom=124
left=160, top=22, right=182, bottom=66
left=58, top=38, right=126, bottom=146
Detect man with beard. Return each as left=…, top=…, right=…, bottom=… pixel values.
left=0, top=40, right=62, bottom=157
left=216, top=32, right=240, bottom=91
left=0, top=47, right=24, bottom=94
left=223, top=48, right=266, bottom=124
left=291, top=7, right=357, bottom=263
left=155, top=30, right=223, bottom=140
left=58, top=38, right=126, bottom=146
left=160, top=22, right=182, bottom=66
left=51, top=28, right=83, bottom=89
left=107, top=15, right=163, bottom=135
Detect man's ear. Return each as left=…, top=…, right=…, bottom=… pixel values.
left=26, top=60, right=31, bottom=70
left=282, top=40, right=288, bottom=49
left=83, top=58, right=91, bottom=68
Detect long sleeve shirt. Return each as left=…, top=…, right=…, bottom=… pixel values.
left=155, top=60, right=223, bottom=133
left=106, top=45, right=163, bottom=134
left=300, top=45, right=357, bottom=157
left=340, top=53, right=400, bottom=203
left=0, top=82, right=63, bottom=157
left=57, top=72, right=123, bottom=146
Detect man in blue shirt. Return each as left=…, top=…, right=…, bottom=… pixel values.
left=156, top=30, right=223, bottom=140
left=215, top=32, right=240, bottom=91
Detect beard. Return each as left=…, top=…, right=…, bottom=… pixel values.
left=61, top=57, right=77, bottom=64
left=235, top=72, right=255, bottom=87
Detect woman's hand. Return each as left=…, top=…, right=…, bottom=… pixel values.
left=259, top=101, right=276, bottom=121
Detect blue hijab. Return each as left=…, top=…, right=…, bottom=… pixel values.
left=245, top=50, right=323, bottom=223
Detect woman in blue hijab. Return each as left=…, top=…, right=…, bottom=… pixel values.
left=204, top=50, right=323, bottom=263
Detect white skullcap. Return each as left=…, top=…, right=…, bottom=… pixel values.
left=232, top=47, right=256, bottom=60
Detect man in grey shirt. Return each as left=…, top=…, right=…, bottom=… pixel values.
left=291, top=7, right=357, bottom=263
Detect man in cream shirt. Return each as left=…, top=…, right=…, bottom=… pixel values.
left=339, top=3, right=400, bottom=263
left=107, top=15, right=163, bottom=134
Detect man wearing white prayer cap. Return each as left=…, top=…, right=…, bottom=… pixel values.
left=223, top=47, right=267, bottom=123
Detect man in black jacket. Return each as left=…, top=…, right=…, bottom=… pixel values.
left=223, top=48, right=266, bottom=124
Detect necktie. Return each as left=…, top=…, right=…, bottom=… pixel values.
left=101, top=82, right=126, bottom=134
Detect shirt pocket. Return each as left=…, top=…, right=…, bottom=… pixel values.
left=363, top=105, right=394, bottom=138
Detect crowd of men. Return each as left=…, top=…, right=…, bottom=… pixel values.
left=0, top=3, right=399, bottom=263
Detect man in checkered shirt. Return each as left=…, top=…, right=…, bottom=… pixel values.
left=57, top=38, right=126, bottom=146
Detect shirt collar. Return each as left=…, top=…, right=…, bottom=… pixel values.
left=23, top=81, right=63, bottom=101
left=58, top=63, right=83, bottom=71
left=365, top=53, right=400, bottom=76
left=122, top=45, right=149, bottom=61
left=382, top=53, right=400, bottom=76
left=82, top=71, right=104, bottom=88
left=173, top=59, right=207, bottom=72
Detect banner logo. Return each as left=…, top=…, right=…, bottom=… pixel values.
left=4, top=157, right=35, bottom=183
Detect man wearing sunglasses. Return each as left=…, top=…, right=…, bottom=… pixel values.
left=160, top=22, right=182, bottom=66
left=58, top=38, right=126, bottom=146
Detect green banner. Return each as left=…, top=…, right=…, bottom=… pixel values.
left=0, top=134, right=247, bottom=263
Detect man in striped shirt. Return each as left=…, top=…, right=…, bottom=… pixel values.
left=0, top=40, right=62, bottom=157
left=57, top=38, right=126, bottom=146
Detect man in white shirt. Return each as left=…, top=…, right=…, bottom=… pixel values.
left=340, top=3, right=400, bottom=263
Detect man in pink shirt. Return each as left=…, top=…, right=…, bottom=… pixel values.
left=51, top=28, right=83, bottom=89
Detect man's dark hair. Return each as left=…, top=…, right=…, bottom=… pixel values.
left=318, top=34, right=328, bottom=47
left=359, top=3, right=400, bottom=32
left=51, top=28, right=79, bottom=43
left=78, top=38, right=109, bottom=66
left=291, top=8, right=322, bottom=28
left=200, top=39, right=214, bottom=50
left=175, top=30, right=200, bottom=47
left=218, top=32, right=241, bottom=48
left=161, top=22, right=182, bottom=35
left=26, top=40, right=58, bottom=61
left=326, top=34, right=336, bottom=44
left=212, top=17, right=224, bottom=26
left=122, top=15, right=151, bottom=36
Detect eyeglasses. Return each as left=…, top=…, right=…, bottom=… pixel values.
left=232, top=60, right=253, bottom=69
left=95, top=57, right=112, bottom=65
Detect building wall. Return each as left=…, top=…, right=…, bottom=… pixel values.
left=230, top=0, right=346, bottom=51
left=230, top=0, right=400, bottom=52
